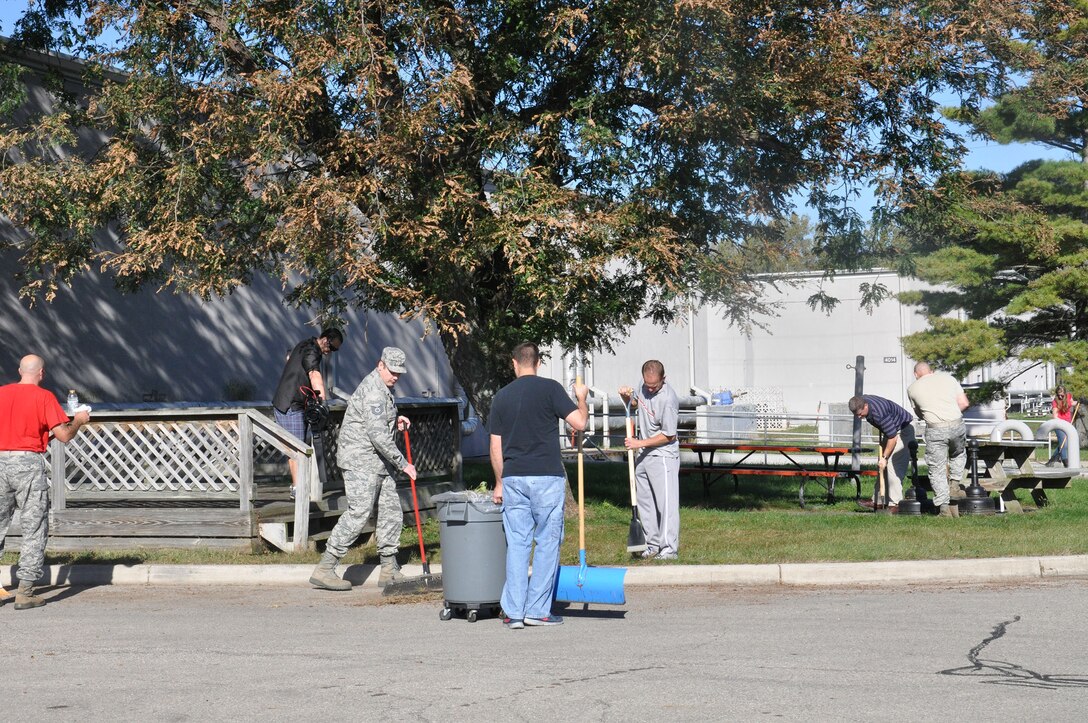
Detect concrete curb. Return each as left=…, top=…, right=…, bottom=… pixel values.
left=2, top=563, right=390, bottom=588
left=5, top=555, right=1088, bottom=589
left=624, top=564, right=779, bottom=586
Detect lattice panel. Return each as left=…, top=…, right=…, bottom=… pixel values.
left=250, top=404, right=457, bottom=485
left=254, top=436, right=288, bottom=467
left=395, top=407, right=458, bottom=474
left=64, top=420, right=241, bottom=494
left=737, top=387, right=786, bottom=430
left=317, top=417, right=344, bottom=487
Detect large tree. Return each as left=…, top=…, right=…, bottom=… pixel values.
left=0, top=0, right=1026, bottom=414
left=900, top=0, right=1088, bottom=398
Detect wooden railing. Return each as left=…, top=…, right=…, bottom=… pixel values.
left=38, top=400, right=462, bottom=552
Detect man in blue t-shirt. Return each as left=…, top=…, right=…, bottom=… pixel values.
left=489, top=342, right=588, bottom=629
left=848, top=394, right=915, bottom=511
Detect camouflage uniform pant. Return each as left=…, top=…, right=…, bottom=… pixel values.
left=325, top=467, right=402, bottom=559
left=0, top=451, right=50, bottom=583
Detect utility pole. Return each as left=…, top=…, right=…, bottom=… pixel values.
left=851, top=355, right=865, bottom=472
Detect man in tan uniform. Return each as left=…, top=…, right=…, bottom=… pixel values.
left=907, top=361, right=970, bottom=517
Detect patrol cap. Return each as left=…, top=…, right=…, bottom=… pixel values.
left=381, top=346, right=407, bottom=374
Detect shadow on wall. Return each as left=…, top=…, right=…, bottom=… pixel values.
left=0, top=54, right=455, bottom=402
left=0, top=250, right=453, bottom=402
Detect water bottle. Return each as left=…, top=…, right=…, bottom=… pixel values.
left=67, top=389, right=79, bottom=414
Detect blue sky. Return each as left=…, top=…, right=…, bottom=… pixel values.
left=840, top=124, right=1073, bottom=217
left=0, top=2, right=1077, bottom=215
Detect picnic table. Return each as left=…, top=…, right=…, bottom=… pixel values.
left=679, top=442, right=866, bottom=507
left=972, top=439, right=1081, bottom=513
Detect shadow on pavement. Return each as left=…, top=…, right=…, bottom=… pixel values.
left=554, top=601, right=627, bottom=619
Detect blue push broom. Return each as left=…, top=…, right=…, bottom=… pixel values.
left=555, top=405, right=626, bottom=605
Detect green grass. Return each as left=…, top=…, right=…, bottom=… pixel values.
left=468, top=460, right=1088, bottom=567
left=5, top=457, right=1088, bottom=568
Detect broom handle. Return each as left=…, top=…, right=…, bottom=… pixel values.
left=627, top=417, right=637, bottom=506
left=404, top=428, right=428, bottom=569
left=577, top=374, right=586, bottom=552
left=877, top=442, right=886, bottom=507
left=1058, top=399, right=1079, bottom=453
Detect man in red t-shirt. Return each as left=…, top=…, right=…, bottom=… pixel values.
left=0, top=354, right=89, bottom=609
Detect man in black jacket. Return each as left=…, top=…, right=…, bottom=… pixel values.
left=272, top=328, right=343, bottom=497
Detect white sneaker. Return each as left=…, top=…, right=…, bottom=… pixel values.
left=655, top=551, right=678, bottom=560
left=639, top=546, right=659, bottom=559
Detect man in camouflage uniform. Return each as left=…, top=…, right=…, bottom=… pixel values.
left=0, top=354, right=89, bottom=609
left=309, top=347, right=416, bottom=591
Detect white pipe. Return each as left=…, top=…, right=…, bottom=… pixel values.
left=688, top=307, right=698, bottom=398
left=686, top=310, right=713, bottom=404
left=590, top=386, right=609, bottom=448
left=691, top=385, right=713, bottom=405
left=989, top=420, right=1033, bottom=441
left=585, top=352, right=597, bottom=439
left=559, top=349, right=572, bottom=448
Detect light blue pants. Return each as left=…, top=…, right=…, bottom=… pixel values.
left=1049, top=430, right=1069, bottom=465
left=499, top=475, right=565, bottom=621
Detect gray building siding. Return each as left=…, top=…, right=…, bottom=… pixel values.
left=0, top=260, right=455, bottom=404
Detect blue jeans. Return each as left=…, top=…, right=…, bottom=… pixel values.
left=1049, top=429, right=1069, bottom=465
left=500, top=475, right=565, bottom=621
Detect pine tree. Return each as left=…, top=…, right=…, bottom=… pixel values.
left=902, top=0, right=1088, bottom=398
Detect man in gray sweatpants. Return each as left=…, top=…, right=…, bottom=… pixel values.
left=619, top=360, right=681, bottom=560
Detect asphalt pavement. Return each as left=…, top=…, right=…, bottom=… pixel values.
left=5, top=580, right=1088, bottom=720
left=4, top=553, right=1088, bottom=589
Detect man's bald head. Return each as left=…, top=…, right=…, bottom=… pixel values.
left=18, top=354, right=45, bottom=383
left=19, top=355, right=43, bottom=374
left=914, top=361, right=932, bottom=379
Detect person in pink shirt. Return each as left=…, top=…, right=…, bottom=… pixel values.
left=1048, top=385, right=1079, bottom=467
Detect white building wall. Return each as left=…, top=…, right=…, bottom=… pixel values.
left=3, top=256, right=1057, bottom=426
left=541, top=311, right=707, bottom=408
left=549, top=270, right=993, bottom=416
left=706, top=271, right=927, bottom=413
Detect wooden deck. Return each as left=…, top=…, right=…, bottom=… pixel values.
left=3, top=400, right=463, bottom=552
